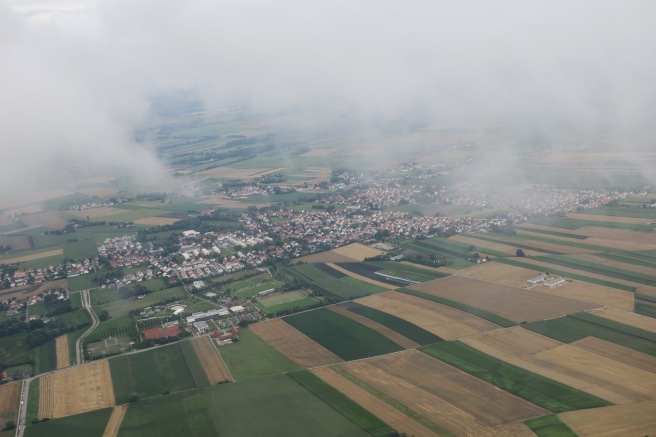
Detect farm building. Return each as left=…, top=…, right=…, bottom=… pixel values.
left=527, top=273, right=550, bottom=285
left=193, top=321, right=209, bottom=333
left=544, top=276, right=567, bottom=288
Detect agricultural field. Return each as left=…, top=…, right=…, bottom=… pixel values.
left=356, top=291, right=501, bottom=339
left=109, top=342, right=201, bottom=404
left=256, top=290, right=317, bottom=315
left=38, top=361, right=115, bottom=419
left=283, top=308, right=404, bottom=361
left=327, top=263, right=399, bottom=289
left=409, top=275, right=599, bottom=323
left=190, top=336, right=232, bottom=384
left=0, top=382, right=20, bottom=435
left=328, top=306, right=419, bottom=349
left=287, top=263, right=388, bottom=299
left=249, top=319, right=342, bottom=368
left=460, top=327, right=656, bottom=404
left=589, top=306, right=656, bottom=332
left=24, top=408, right=113, bottom=437
left=558, top=401, right=656, bottom=437
left=340, top=350, right=549, bottom=436
left=219, top=327, right=300, bottom=381
left=93, top=286, right=186, bottom=319
left=55, top=335, right=70, bottom=369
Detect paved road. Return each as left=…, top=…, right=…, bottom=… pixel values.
left=76, top=289, right=99, bottom=365
left=15, top=377, right=34, bottom=437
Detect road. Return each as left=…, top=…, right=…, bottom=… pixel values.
left=75, top=289, right=99, bottom=365
left=15, top=377, right=34, bottom=437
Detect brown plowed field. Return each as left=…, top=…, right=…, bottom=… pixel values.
left=55, top=334, right=70, bottom=369
left=191, top=336, right=232, bottom=383
left=341, top=350, right=547, bottom=436
left=250, top=319, right=342, bottom=368
left=559, top=401, right=656, bottom=437
left=39, top=361, right=115, bottom=419
left=535, top=280, right=633, bottom=311
left=456, top=262, right=540, bottom=288
left=311, top=367, right=439, bottom=437
left=411, top=275, right=599, bottom=322
left=358, top=291, right=500, bottom=340
left=326, top=263, right=396, bottom=289
left=0, top=382, right=21, bottom=431
left=589, top=306, right=656, bottom=332
left=331, top=243, right=385, bottom=261
left=461, top=329, right=656, bottom=404
left=572, top=337, right=656, bottom=374
left=102, top=405, right=127, bottom=437
left=329, top=306, right=418, bottom=349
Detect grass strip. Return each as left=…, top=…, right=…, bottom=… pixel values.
left=533, top=255, right=656, bottom=286
left=636, top=302, right=656, bottom=319
left=525, top=415, right=577, bottom=437
left=464, top=234, right=565, bottom=255
left=331, top=367, right=457, bottom=437
left=397, top=287, right=517, bottom=328
left=421, top=341, right=612, bottom=413
left=288, top=370, right=395, bottom=437
left=26, top=378, right=40, bottom=424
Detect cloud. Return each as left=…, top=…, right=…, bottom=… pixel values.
left=2, top=0, right=656, bottom=205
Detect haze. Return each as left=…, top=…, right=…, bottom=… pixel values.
left=2, top=0, right=656, bottom=205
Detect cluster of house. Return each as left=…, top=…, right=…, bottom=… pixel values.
left=527, top=273, right=567, bottom=288
left=98, top=236, right=149, bottom=268
left=1, top=260, right=87, bottom=288
left=3, top=287, right=68, bottom=318
left=60, top=200, right=121, bottom=211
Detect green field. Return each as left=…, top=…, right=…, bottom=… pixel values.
left=339, top=301, right=443, bottom=345
left=398, top=287, right=517, bottom=327
left=26, top=378, right=40, bottom=425
left=86, top=315, right=136, bottom=343
left=234, top=281, right=279, bottom=298
left=284, top=308, right=404, bottom=360
left=99, top=208, right=168, bottom=222
left=118, top=375, right=371, bottom=437
left=288, top=370, right=394, bottom=437
left=524, top=313, right=656, bottom=355
left=67, top=274, right=99, bottom=292
left=24, top=408, right=113, bottom=437
left=257, top=290, right=317, bottom=314
left=319, top=276, right=387, bottom=299
left=94, top=286, right=185, bottom=318
left=178, top=340, right=210, bottom=387
left=528, top=216, right=654, bottom=232
left=636, top=302, right=656, bottom=318
left=53, top=309, right=91, bottom=329
left=0, top=332, right=33, bottom=368
left=33, top=340, right=55, bottom=374
left=525, top=415, right=577, bottom=437
left=218, top=328, right=300, bottom=381
left=421, top=341, right=611, bottom=413
left=109, top=342, right=200, bottom=403
left=367, top=261, right=450, bottom=282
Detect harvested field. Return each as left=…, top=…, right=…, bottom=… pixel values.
left=358, top=291, right=500, bottom=340
left=0, top=235, right=31, bottom=250
left=326, top=263, right=396, bottom=289
left=102, top=404, right=127, bottom=437
left=300, top=148, right=336, bottom=156
left=191, top=336, right=232, bottom=383
left=0, top=382, right=20, bottom=431
left=573, top=253, right=656, bottom=276
left=411, top=275, right=599, bottom=323
left=332, top=243, right=385, bottom=261
left=589, top=306, right=656, bottom=332
left=250, top=319, right=342, bottom=368
left=566, top=212, right=650, bottom=224
left=200, top=167, right=282, bottom=179
left=1, top=248, right=63, bottom=264
left=581, top=237, right=656, bottom=251
left=342, top=350, right=548, bottom=436
left=456, top=262, right=540, bottom=288
left=576, top=227, right=656, bottom=246
left=20, top=211, right=67, bottom=229
left=328, top=306, right=419, bottom=349
left=461, top=328, right=656, bottom=404
left=559, top=400, right=656, bottom=437
left=521, top=239, right=599, bottom=254
left=536, top=280, right=634, bottom=311
left=67, top=207, right=123, bottom=219
left=55, top=334, right=70, bottom=369
left=132, top=217, right=180, bottom=226
left=292, top=251, right=353, bottom=264
left=572, top=337, right=656, bottom=374
left=450, top=234, right=521, bottom=255
left=79, top=187, right=119, bottom=198
left=39, top=361, right=115, bottom=419
left=311, top=366, right=439, bottom=437
left=197, top=196, right=270, bottom=208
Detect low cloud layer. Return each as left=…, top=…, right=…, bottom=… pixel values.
left=2, top=0, right=656, bottom=205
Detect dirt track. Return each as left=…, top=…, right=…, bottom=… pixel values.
left=55, top=335, right=70, bottom=369
left=102, top=405, right=127, bottom=437
left=191, top=336, right=232, bottom=383
left=250, top=319, right=342, bottom=368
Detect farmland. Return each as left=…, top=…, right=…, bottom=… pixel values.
left=190, top=336, right=232, bottom=383
left=256, top=290, right=317, bottom=315
left=558, top=401, right=656, bottom=437
left=0, top=382, right=20, bottom=435
left=283, top=308, right=404, bottom=361
left=55, top=335, right=70, bottom=369
left=24, top=408, right=113, bottom=437
left=287, top=263, right=388, bottom=299
left=38, top=361, right=115, bottom=419
left=219, top=327, right=300, bottom=381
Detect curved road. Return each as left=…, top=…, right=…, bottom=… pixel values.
left=76, top=289, right=99, bottom=365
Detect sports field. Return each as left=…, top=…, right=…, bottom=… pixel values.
left=410, top=275, right=599, bottom=323
left=356, top=291, right=501, bottom=339
left=39, top=361, right=115, bottom=419
left=250, top=319, right=342, bottom=368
